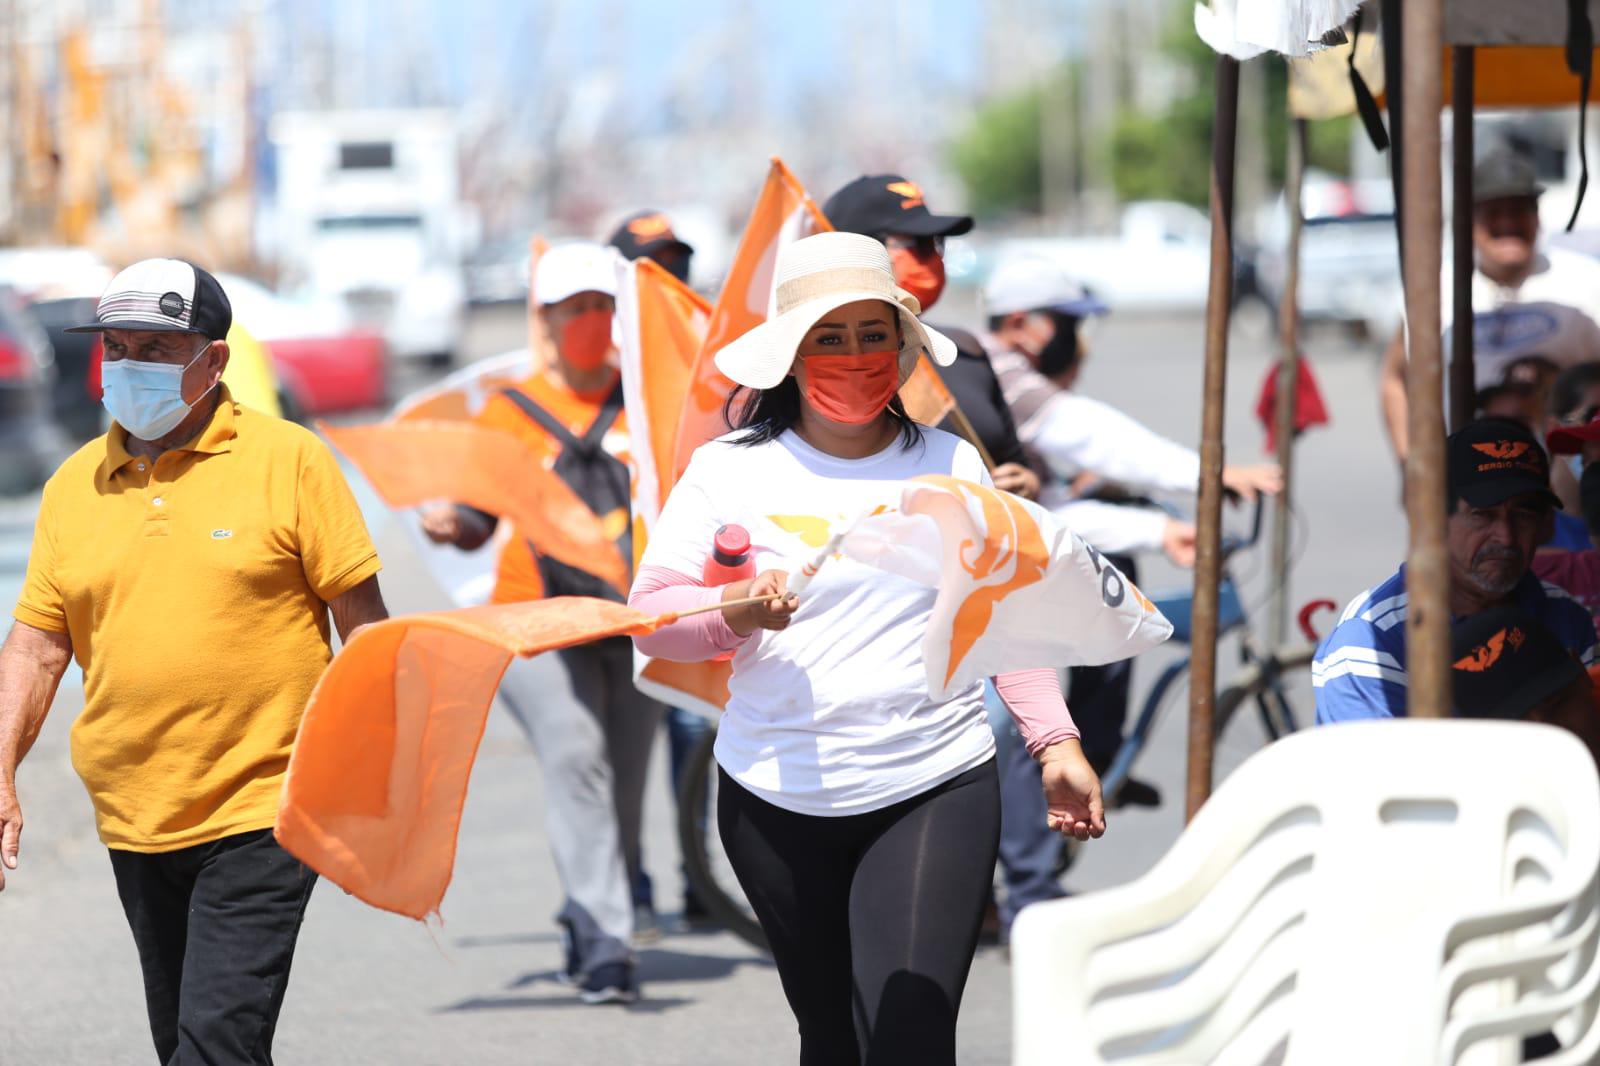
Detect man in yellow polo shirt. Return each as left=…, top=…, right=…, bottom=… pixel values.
left=0, top=259, right=388, bottom=1065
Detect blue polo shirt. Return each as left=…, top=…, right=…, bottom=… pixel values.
left=1313, top=564, right=1599, bottom=722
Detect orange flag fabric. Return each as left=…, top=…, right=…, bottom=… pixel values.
left=615, top=257, right=712, bottom=537
left=390, top=350, right=532, bottom=424
left=672, top=157, right=831, bottom=482
left=614, top=254, right=735, bottom=716
left=899, top=353, right=959, bottom=428
left=321, top=420, right=629, bottom=596
left=276, top=599, right=670, bottom=919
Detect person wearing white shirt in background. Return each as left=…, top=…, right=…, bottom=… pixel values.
left=1380, top=149, right=1600, bottom=461
left=629, top=232, right=1105, bottom=1066
left=980, top=254, right=1282, bottom=804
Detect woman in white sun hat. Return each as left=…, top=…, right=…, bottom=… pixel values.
left=628, top=231, right=1104, bottom=1065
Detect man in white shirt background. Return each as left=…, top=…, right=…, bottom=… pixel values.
left=979, top=257, right=1281, bottom=805
left=1380, top=149, right=1600, bottom=460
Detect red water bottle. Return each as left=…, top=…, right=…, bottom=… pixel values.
left=703, top=524, right=755, bottom=585
left=704, top=525, right=755, bottom=661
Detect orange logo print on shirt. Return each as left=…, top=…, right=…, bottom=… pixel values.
left=886, top=181, right=926, bottom=209
left=1453, top=626, right=1524, bottom=673
left=1471, top=441, right=1531, bottom=462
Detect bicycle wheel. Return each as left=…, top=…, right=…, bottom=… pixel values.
left=677, top=722, right=769, bottom=952
left=1213, top=644, right=1315, bottom=741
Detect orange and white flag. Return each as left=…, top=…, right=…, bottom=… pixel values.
left=672, top=157, right=831, bottom=482
left=277, top=597, right=700, bottom=919
left=837, top=476, right=1173, bottom=699
left=614, top=254, right=735, bottom=715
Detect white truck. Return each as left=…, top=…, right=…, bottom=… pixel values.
left=269, top=110, right=471, bottom=366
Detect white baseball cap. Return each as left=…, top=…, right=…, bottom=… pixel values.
left=67, top=257, right=233, bottom=340
left=534, top=241, right=618, bottom=306
left=712, top=231, right=956, bottom=391
left=982, top=254, right=1108, bottom=318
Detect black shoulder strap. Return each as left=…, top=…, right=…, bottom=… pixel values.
left=577, top=380, right=626, bottom=452
left=498, top=387, right=581, bottom=452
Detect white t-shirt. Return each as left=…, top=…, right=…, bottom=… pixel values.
left=639, top=426, right=995, bottom=816
left=1439, top=247, right=1600, bottom=384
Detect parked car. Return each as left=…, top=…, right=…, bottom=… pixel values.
left=0, top=247, right=115, bottom=440
left=1255, top=174, right=1402, bottom=341
left=217, top=273, right=389, bottom=416
left=0, top=246, right=112, bottom=304
left=25, top=295, right=104, bottom=440
left=989, top=201, right=1258, bottom=314
left=0, top=287, right=67, bottom=495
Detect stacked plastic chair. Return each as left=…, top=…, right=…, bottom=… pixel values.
left=1012, top=720, right=1600, bottom=1065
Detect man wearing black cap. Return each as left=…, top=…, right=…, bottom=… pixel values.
left=1316, top=417, right=1597, bottom=721
left=609, top=209, right=695, bottom=285
left=1381, top=149, right=1600, bottom=458
left=823, top=174, right=1040, bottom=501
left=0, top=258, right=388, bottom=1061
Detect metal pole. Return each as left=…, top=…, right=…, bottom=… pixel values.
left=1187, top=55, right=1240, bottom=823
left=1270, top=118, right=1307, bottom=653
left=1403, top=0, right=1451, bottom=719
left=1450, top=47, right=1476, bottom=432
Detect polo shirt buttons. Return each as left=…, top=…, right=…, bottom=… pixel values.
left=153, top=497, right=164, bottom=506
left=137, top=463, right=146, bottom=471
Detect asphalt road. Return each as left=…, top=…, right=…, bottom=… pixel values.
left=0, top=306, right=1407, bottom=1065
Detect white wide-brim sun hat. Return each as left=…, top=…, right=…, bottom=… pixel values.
left=712, top=231, right=958, bottom=390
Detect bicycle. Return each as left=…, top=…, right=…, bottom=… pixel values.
left=1099, top=495, right=1325, bottom=803
left=675, top=496, right=1331, bottom=952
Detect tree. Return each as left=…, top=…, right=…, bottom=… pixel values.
left=949, top=1, right=1354, bottom=218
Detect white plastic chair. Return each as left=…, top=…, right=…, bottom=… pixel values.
left=1012, top=720, right=1600, bottom=1065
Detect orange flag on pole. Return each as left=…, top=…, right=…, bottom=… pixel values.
left=615, top=257, right=712, bottom=538
left=614, top=254, right=735, bottom=715
left=276, top=599, right=675, bottom=918
left=320, top=420, right=629, bottom=597
left=672, top=157, right=831, bottom=482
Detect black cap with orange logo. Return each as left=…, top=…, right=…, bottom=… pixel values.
left=1447, top=417, right=1562, bottom=511
left=608, top=210, right=694, bottom=264
left=822, top=174, right=975, bottom=240
left=1451, top=606, right=1586, bottom=718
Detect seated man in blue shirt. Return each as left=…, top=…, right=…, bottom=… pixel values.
left=1315, top=417, right=1598, bottom=721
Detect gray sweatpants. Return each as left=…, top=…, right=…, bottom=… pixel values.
left=495, top=637, right=665, bottom=973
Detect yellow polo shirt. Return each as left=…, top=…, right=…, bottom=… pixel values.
left=14, top=387, right=381, bottom=852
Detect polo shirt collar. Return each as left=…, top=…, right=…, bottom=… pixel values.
left=101, top=386, right=239, bottom=476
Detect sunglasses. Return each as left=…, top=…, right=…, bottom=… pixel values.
left=881, top=234, right=945, bottom=257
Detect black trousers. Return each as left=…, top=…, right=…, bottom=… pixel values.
left=719, top=760, right=1001, bottom=1066
left=108, top=828, right=317, bottom=1066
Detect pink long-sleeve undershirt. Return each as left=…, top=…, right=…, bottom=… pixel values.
left=630, top=564, right=1079, bottom=756
left=630, top=564, right=750, bottom=660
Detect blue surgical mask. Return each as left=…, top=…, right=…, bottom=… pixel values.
left=1568, top=454, right=1586, bottom=481
left=101, top=342, right=215, bottom=441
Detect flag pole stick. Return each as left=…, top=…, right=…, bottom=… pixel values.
left=945, top=401, right=997, bottom=472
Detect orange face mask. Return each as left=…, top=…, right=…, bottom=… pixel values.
left=560, top=309, right=614, bottom=371
left=889, top=246, right=946, bottom=312
left=800, top=352, right=901, bottom=425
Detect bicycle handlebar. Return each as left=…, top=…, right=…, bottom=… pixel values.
left=1218, top=493, right=1267, bottom=563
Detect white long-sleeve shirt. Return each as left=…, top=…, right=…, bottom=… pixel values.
left=988, top=346, right=1201, bottom=494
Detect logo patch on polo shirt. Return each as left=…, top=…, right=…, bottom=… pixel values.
left=211, top=529, right=233, bottom=539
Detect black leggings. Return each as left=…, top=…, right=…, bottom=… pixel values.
left=718, top=760, right=1001, bottom=1066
